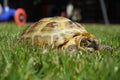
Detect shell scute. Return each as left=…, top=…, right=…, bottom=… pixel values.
left=33, top=35, right=51, bottom=46
left=41, top=22, right=58, bottom=32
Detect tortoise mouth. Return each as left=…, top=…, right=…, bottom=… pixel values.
left=80, top=38, right=99, bottom=51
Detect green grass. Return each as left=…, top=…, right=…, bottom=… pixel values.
left=0, top=22, right=120, bottom=80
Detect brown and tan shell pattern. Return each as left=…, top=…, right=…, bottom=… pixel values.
left=17, top=17, right=112, bottom=52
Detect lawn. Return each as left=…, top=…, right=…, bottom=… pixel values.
left=0, top=22, right=120, bottom=80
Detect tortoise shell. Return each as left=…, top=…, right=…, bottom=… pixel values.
left=17, top=17, right=112, bottom=52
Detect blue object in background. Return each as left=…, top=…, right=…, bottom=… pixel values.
left=0, top=0, right=27, bottom=26
left=0, top=6, right=16, bottom=20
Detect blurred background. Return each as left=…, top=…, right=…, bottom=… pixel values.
left=0, top=0, right=120, bottom=25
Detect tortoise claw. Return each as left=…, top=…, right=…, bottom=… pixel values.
left=67, top=44, right=79, bottom=53
left=98, top=44, right=113, bottom=51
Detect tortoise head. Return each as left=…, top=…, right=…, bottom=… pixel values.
left=80, top=38, right=112, bottom=51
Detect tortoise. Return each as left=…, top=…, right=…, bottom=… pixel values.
left=16, top=17, right=112, bottom=52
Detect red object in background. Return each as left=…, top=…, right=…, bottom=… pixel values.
left=14, top=8, right=27, bottom=26
left=61, top=11, right=66, bottom=17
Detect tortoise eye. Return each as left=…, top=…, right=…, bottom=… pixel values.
left=80, top=38, right=89, bottom=47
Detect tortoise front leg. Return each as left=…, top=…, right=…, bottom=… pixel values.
left=98, top=44, right=113, bottom=51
